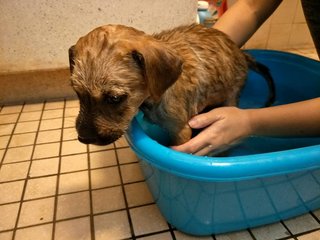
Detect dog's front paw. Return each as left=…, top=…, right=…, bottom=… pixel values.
left=170, top=124, right=192, bottom=146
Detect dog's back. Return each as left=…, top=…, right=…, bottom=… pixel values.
left=144, top=25, right=248, bottom=117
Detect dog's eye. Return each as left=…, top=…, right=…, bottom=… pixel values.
left=103, top=94, right=127, bottom=104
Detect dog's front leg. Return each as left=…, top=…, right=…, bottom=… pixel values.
left=169, top=123, right=192, bottom=146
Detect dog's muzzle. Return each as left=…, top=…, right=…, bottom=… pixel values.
left=77, top=133, right=121, bottom=146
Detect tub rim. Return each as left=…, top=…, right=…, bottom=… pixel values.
left=126, top=49, right=320, bottom=182
left=126, top=117, right=320, bottom=182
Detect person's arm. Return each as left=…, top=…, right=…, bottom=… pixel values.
left=214, top=0, right=282, bottom=47
left=171, top=98, right=320, bottom=156
left=247, top=98, right=320, bottom=136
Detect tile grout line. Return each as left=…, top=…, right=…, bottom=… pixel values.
left=51, top=98, right=67, bottom=240
left=86, top=144, right=96, bottom=240
left=11, top=101, right=45, bottom=239
left=247, top=228, right=258, bottom=240
left=280, top=220, right=296, bottom=240
left=114, top=146, right=136, bottom=239
left=0, top=103, right=25, bottom=167
left=133, top=229, right=175, bottom=239
left=290, top=227, right=320, bottom=239
left=1, top=137, right=128, bottom=154
left=167, top=223, right=177, bottom=240
left=310, top=210, right=320, bottom=224
left=0, top=163, right=141, bottom=187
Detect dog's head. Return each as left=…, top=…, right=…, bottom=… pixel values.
left=69, top=25, right=183, bottom=145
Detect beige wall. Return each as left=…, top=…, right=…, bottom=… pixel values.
left=0, top=0, right=197, bottom=73
left=0, top=0, right=197, bottom=103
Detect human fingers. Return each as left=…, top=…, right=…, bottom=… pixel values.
left=171, top=124, right=219, bottom=155
left=188, top=109, right=222, bottom=129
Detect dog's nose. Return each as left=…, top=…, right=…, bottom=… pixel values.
left=78, top=135, right=96, bottom=144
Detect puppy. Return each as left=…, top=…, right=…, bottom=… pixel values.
left=69, top=24, right=275, bottom=146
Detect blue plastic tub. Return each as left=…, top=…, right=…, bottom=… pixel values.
left=125, top=50, right=320, bottom=236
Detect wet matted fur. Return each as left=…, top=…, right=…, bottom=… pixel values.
left=69, top=24, right=275, bottom=146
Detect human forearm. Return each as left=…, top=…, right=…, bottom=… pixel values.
left=214, top=0, right=282, bottom=47
left=247, top=98, right=320, bottom=137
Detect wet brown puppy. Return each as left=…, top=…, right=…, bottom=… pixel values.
left=69, top=24, right=274, bottom=146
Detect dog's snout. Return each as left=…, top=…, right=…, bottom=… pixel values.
left=76, top=117, right=99, bottom=145
left=78, top=135, right=97, bottom=144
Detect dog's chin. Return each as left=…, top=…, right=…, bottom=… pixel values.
left=77, top=134, right=122, bottom=146
left=94, top=135, right=121, bottom=146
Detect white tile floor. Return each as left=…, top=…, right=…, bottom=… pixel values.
left=0, top=50, right=320, bottom=240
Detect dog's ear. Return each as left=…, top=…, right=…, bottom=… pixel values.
left=133, top=42, right=183, bottom=101
left=68, top=45, right=76, bottom=74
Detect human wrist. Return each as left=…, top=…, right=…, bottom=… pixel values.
left=244, top=108, right=259, bottom=136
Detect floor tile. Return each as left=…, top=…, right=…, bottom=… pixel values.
left=63, top=117, right=76, bottom=128
left=64, top=107, right=79, bottom=118
left=61, top=140, right=87, bottom=156
left=29, top=157, right=59, bottom=177
left=3, top=145, right=33, bottom=163
left=284, top=214, right=320, bottom=234
left=92, top=186, right=125, bottom=214
left=116, top=147, right=139, bottom=164
left=0, top=231, right=13, bottom=240
left=125, top=182, right=154, bottom=207
left=0, top=123, right=15, bottom=136
left=0, top=162, right=30, bottom=182
left=215, top=230, right=254, bottom=240
left=139, top=232, right=173, bottom=240
left=89, top=150, right=117, bottom=169
left=9, top=132, right=36, bottom=147
left=65, top=99, right=79, bottom=108
left=18, top=197, right=54, bottom=227
left=55, top=217, right=91, bottom=240
left=60, top=153, right=88, bottom=173
left=298, top=230, right=320, bottom=240
left=33, top=142, right=60, bottom=159
left=0, top=202, right=20, bottom=231
left=63, top=127, right=77, bottom=141
left=56, top=191, right=90, bottom=220
left=115, top=136, right=129, bottom=148
left=89, top=143, right=114, bottom=152
left=19, top=111, right=41, bottom=122
left=91, top=167, right=121, bottom=189
left=251, top=222, right=290, bottom=240
left=0, top=149, right=4, bottom=161
left=24, top=176, right=57, bottom=200
left=130, top=204, right=168, bottom=236
left=313, top=209, right=320, bottom=220
left=15, top=223, right=53, bottom=240
left=15, top=121, right=39, bottom=134
left=23, top=102, right=44, bottom=112
left=0, top=105, right=23, bottom=114
left=39, top=118, right=62, bottom=131
left=44, top=100, right=64, bottom=110
left=37, top=129, right=61, bottom=144
left=0, top=113, right=19, bottom=124
left=58, top=171, right=89, bottom=194
left=120, top=162, right=144, bottom=184
left=0, top=180, right=25, bottom=204
left=174, top=230, right=212, bottom=239
left=94, top=210, right=131, bottom=240
left=0, top=135, right=10, bottom=149
left=42, top=109, right=63, bottom=120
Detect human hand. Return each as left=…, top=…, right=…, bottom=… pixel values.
left=171, top=107, right=252, bottom=156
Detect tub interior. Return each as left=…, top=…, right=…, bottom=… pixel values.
left=137, top=50, right=320, bottom=156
